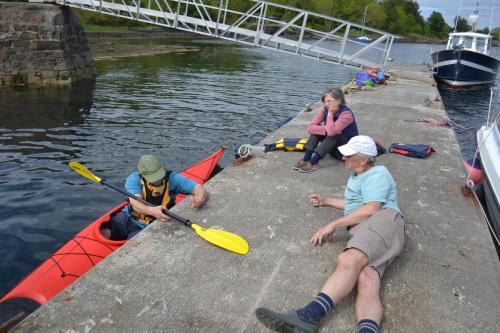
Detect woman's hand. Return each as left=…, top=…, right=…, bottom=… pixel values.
left=310, top=223, right=336, bottom=246
left=327, top=102, right=339, bottom=114
left=309, top=193, right=324, bottom=207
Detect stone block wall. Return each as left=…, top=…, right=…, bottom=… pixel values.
left=0, top=2, right=95, bottom=86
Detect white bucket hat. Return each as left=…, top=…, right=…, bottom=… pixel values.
left=338, top=135, right=377, bottom=157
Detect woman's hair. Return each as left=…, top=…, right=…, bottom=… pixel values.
left=321, top=87, right=346, bottom=106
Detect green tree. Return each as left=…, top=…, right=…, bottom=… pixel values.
left=454, top=16, right=470, bottom=32
left=427, top=11, right=449, bottom=38
left=491, top=27, right=500, bottom=40
left=381, top=0, right=425, bottom=34
left=476, top=27, right=490, bottom=34
left=365, top=2, right=387, bottom=30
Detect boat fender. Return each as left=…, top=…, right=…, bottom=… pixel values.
left=463, top=158, right=484, bottom=184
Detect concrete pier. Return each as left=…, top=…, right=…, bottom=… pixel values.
left=13, top=64, right=500, bottom=332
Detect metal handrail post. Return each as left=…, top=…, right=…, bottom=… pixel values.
left=223, top=0, right=228, bottom=26
left=338, top=23, right=350, bottom=62
left=254, top=2, right=266, bottom=46
left=296, top=12, right=308, bottom=53
left=382, top=36, right=394, bottom=68
left=175, top=0, right=181, bottom=28
left=379, top=37, right=390, bottom=67
left=215, top=0, right=223, bottom=36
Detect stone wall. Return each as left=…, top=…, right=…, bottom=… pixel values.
left=0, top=2, right=95, bottom=86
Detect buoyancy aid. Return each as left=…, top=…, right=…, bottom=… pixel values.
left=321, top=106, right=359, bottom=139
left=129, top=170, right=173, bottom=225
left=263, top=138, right=308, bottom=152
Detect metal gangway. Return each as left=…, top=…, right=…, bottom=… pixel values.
left=55, top=0, right=398, bottom=69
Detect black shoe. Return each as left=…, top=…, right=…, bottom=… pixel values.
left=255, top=307, right=318, bottom=333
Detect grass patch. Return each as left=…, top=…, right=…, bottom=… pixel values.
left=81, top=24, right=131, bottom=32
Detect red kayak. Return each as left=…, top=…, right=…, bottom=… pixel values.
left=0, top=147, right=224, bottom=327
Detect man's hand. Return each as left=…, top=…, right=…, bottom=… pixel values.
left=149, top=205, right=170, bottom=222
left=190, top=184, right=207, bottom=208
left=309, top=193, right=324, bottom=207
left=190, top=195, right=204, bottom=208
left=310, top=223, right=336, bottom=246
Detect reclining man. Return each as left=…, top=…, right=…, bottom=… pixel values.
left=256, top=135, right=405, bottom=333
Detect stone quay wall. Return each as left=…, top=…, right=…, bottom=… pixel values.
left=0, top=2, right=95, bottom=86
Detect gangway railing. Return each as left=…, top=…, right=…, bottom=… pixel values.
left=55, top=0, right=398, bottom=69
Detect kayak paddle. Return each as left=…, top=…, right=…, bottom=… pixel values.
left=69, top=162, right=249, bottom=255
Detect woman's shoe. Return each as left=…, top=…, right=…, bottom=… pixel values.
left=299, top=163, right=320, bottom=173
left=293, top=160, right=307, bottom=170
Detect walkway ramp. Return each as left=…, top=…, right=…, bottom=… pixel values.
left=13, top=65, right=500, bottom=332
left=55, top=0, right=397, bottom=69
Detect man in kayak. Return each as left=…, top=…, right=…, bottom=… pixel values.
left=256, top=135, right=405, bottom=333
left=109, top=154, right=208, bottom=240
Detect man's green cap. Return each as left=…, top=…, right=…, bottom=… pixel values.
left=138, top=155, right=166, bottom=183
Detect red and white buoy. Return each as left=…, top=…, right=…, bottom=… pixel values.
left=463, top=158, right=484, bottom=184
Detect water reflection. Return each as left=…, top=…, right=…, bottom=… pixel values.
left=439, top=83, right=499, bottom=159
left=0, top=81, right=98, bottom=295
left=0, top=81, right=94, bottom=129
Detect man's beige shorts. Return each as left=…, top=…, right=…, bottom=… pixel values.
left=346, top=208, right=405, bottom=277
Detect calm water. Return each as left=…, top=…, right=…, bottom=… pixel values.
left=0, top=40, right=497, bottom=298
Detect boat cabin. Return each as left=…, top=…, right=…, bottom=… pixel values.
left=446, top=32, right=493, bottom=55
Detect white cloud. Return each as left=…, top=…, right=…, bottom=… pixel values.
left=417, top=0, right=500, bottom=28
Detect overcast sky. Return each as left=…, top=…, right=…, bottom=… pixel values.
left=417, top=0, right=500, bottom=29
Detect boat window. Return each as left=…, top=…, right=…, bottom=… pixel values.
left=450, top=35, right=490, bottom=54
left=451, top=37, right=472, bottom=49
left=475, top=39, right=488, bottom=53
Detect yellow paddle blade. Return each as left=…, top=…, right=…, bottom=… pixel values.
left=191, top=224, right=249, bottom=255
left=69, top=162, right=102, bottom=183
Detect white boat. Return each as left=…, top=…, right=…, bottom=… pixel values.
left=476, top=121, right=500, bottom=248
left=467, top=88, right=500, bottom=256
left=356, top=36, right=373, bottom=43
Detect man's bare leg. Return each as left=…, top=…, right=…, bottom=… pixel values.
left=355, top=266, right=382, bottom=332
left=320, top=248, right=369, bottom=303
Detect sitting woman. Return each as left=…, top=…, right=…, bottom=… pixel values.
left=294, top=87, right=358, bottom=173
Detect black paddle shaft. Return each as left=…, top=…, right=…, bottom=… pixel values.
left=101, top=181, right=193, bottom=227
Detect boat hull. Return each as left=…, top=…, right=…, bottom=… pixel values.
left=431, top=49, right=499, bottom=87
left=477, top=125, right=500, bottom=254
left=0, top=147, right=224, bottom=317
